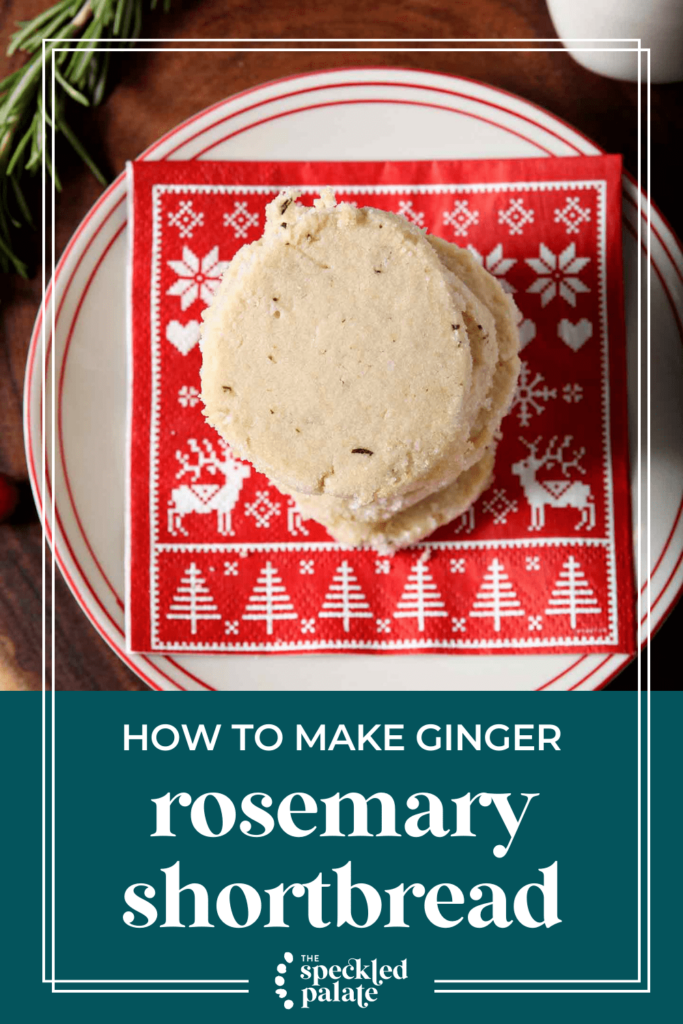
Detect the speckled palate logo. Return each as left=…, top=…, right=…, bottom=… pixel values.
left=271, top=952, right=408, bottom=1011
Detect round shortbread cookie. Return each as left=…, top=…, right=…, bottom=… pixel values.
left=286, top=236, right=520, bottom=529
left=428, top=236, right=519, bottom=361
left=201, top=189, right=473, bottom=506
left=265, top=301, right=497, bottom=524
left=293, top=449, right=496, bottom=553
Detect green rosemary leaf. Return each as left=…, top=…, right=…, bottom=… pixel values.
left=66, top=22, right=101, bottom=85
left=0, top=230, right=29, bottom=277
left=113, top=0, right=126, bottom=36
left=41, top=103, right=54, bottom=131
left=9, top=174, right=35, bottom=228
left=24, top=125, right=41, bottom=172
left=13, top=6, right=75, bottom=58
left=7, top=2, right=72, bottom=57
left=5, top=120, right=34, bottom=175
left=0, top=68, right=25, bottom=99
left=54, top=65, right=90, bottom=106
left=59, top=118, right=107, bottom=186
left=0, top=53, right=44, bottom=125
left=120, top=1, right=135, bottom=45
left=44, top=144, right=62, bottom=192
left=131, top=2, right=143, bottom=46
left=91, top=50, right=110, bottom=106
left=1, top=0, right=171, bottom=276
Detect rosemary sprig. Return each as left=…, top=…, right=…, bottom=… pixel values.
left=0, top=0, right=171, bottom=276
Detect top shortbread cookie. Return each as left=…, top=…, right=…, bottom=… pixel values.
left=201, top=189, right=473, bottom=505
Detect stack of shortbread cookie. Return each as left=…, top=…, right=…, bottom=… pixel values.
left=201, top=189, right=520, bottom=552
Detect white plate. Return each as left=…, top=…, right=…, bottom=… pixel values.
left=24, top=67, right=683, bottom=691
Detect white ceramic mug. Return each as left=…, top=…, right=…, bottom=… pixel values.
left=546, top=0, right=683, bottom=83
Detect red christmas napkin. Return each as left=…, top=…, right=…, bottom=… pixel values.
left=126, top=156, right=635, bottom=655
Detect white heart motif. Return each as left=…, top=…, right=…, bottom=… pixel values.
left=166, top=319, right=201, bottom=356
left=518, top=318, right=536, bottom=350
left=557, top=317, right=593, bottom=352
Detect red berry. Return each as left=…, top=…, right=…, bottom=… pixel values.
left=0, top=473, right=19, bottom=522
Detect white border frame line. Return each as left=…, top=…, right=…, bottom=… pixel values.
left=49, top=47, right=643, bottom=53
left=40, top=38, right=650, bottom=996
left=51, top=42, right=56, bottom=997
left=40, top=37, right=248, bottom=997
left=41, top=36, right=645, bottom=41
left=44, top=34, right=648, bottom=995
left=646, top=43, right=652, bottom=994
left=53, top=983, right=249, bottom=991
left=40, top=22, right=47, bottom=990
left=30, top=60, right=679, bottom=679
left=436, top=40, right=649, bottom=993
left=636, top=28, right=642, bottom=987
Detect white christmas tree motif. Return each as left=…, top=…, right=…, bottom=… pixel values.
left=525, top=242, right=591, bottom=308
left=318, top=561, right=373, bottom=632
left=166, top=246, right=229, bottom=310
left=242, top=561, right=297, bottom=635
left=168, top=200, right=204, bottom=239
left=443, top=199, right=480, bottom=237
left=223, top=200, right=259, bottom=239
left=544, top=556, right=601, bottom=629
left=498, top=197, right=535, bottom=235
left=166, top=562, right=221, bottom=635
left=467, top=243, right=517, bottom=292
left=397, top=199, right=425, bottom=227
left=554, top=196, right=591, bottom=236
left=511, top=360, right=558, bottom=427
left=469, top=558, right=525, bottom=632
left=393, top=558, right=448, bottom=632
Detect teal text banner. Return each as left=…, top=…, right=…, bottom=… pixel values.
left=1, top=691, right=678, bottom=1022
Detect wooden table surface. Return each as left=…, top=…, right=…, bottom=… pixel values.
left=1, top=0, right=680, bottom=691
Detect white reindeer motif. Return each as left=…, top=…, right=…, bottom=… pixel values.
left=168, top=438, right=251, bottom=537
left=511, top=435, right=595, bottom=532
